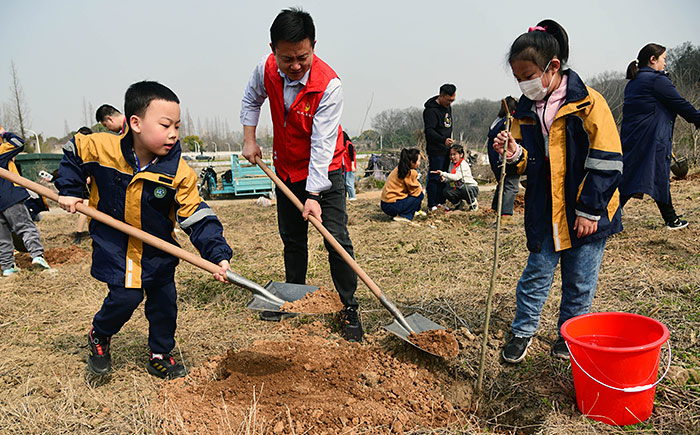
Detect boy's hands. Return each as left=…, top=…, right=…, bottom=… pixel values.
left=214, top=259, right=231, bottom=283
left=58, top=195, right=83, bottom=213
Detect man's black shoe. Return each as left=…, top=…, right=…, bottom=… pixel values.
left=147, top=353, right=188, bottom=380
left=502, top=335, right=532, bottom=364
left=551, top=336, right=570, bottom=360
left=340, top=306, right=363, bottom=342
left=258, top=311, right=298, bottom=322
left=87, top=328, right=112, bottom=376
left=666, top=218, right=688, bottom=230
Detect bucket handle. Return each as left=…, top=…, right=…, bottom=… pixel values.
left=566, top=341, right=671, bottom=393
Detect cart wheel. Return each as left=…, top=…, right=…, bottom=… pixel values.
left=199, top=186, right=211, bottom=200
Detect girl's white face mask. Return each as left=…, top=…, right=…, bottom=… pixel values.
left=518, top=60, right=553, bottom=101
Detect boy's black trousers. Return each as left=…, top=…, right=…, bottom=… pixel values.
left=93, top=281, right=177, bottom=354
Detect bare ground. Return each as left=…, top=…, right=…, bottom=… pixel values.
left=0, top=171, right=699, bottom=434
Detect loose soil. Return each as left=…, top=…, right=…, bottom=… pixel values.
left=1, top=169, right=699, bottom=434
left=160, top=322, right=458, bottom=434
left=408, top=329, right=460, bottom=359
left=14, top=245, right=90, bottom=269
left=280, top=287, right=344, bottom=313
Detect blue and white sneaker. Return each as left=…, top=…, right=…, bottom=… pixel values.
left=2, top=265, right=20, bottom=277
left=31, top=256, right=51, bottom=269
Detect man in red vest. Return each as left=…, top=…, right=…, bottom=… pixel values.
left=240, top=8, right=362, bottom=342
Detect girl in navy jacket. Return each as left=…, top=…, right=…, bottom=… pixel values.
left=493, top=20, right=622, bottom=364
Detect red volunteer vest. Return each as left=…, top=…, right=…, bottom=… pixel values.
left=264, top=53, right=345, bottom=183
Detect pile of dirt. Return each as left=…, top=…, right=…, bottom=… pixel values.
left=14, top=246, right=89, bottom=269
left=408, top=329, right=459, bottom=359
left=280, top=287, right=344, bottom=313
left=159, top=322, right=458, bottom=434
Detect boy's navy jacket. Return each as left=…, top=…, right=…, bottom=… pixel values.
left=0, top=132, right=30, bottom=212
left=619, top=66, right=700, bottom=203
left=423, top=96, right=453, bottom=156
left=509, top=69, right=623, bottom=253
left=56, top=128, right=232, bottom=288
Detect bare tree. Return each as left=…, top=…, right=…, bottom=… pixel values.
left=587, top=71, right=626, bottom=126
left=0, top=103, right=14, bottom=130
left=667, top=42, right=700, bottom=163
left=9, top=60, right=30, bottom=138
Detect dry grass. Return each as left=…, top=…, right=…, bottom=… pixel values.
left=0, top=169, right=698, bottom=433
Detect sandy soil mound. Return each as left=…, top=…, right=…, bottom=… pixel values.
left=14, top=245, right=89, bottom=268
left=280, top=287, right=344, bottom=313
left=160, top=322, right=457, bottom=434
left=408, top=329, right=459, bottom=359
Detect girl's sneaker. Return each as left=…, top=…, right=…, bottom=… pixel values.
left=392, top=216, right=411, bottom=223
left=31, top=256, right=50, bottom=269
left=147, top=353, right=188, bottom=379
left=2, top=265, right=20, bottom=277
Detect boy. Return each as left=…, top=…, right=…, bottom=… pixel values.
left=57, top=81, right=232, bottom=379
left=95, top=104, right=126, bottom=134
left=0, top=126, right=51, bottom=276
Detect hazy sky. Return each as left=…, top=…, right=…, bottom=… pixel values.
left=3, top=0, right=699, bottom=139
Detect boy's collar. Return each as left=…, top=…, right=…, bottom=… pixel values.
left=119, top=129, right=181, bottom=177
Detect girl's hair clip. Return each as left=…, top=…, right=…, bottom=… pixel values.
left=528, top=25, right=547, bottom=32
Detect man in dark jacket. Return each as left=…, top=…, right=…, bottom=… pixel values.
left=423, top=84, right=456, bottom=210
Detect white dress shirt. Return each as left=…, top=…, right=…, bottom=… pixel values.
left=240, top=55, right=343, bottom=193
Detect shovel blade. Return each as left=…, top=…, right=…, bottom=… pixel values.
left=383, top=313, right=449, bottom=357
left=245, top=281, right=319, bottom=313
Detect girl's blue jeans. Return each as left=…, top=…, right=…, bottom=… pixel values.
left=511, top=234, right=607, bottom=338
left=381, top=192, right=424, bottom=220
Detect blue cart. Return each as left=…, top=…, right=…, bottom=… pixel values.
left=198, top=154, right=275, bottom=199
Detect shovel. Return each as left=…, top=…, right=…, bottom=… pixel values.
left=0, top=167, right=317, bottom=312
left=254, top=156, right=451, bottom=356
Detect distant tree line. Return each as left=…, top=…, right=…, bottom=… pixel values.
left=2, top=42, right=698, bottom=161
left=358, top=42, right=700, bottom=164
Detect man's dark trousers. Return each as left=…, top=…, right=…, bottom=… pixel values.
left=427, top=154, right=448, bottom=208
left=276, top=168, right=358, bottom=309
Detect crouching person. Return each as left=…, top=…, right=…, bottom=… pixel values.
left=380, top=148, right=424, bottom=222
left=56, top=81, right=232, bottom=379
left=431, top=144, right=479, bottom=211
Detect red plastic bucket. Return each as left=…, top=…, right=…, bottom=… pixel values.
left=561, top=312, right=670, bottom=426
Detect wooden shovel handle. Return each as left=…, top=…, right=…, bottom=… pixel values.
left=254, top=156, right=386, bottom=301
left=0, top=167, right=220, bottom=275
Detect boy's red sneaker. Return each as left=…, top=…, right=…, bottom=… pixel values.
left=147, top=353, right=188, bottom=379
left=87, top=328, right=112, bottom=375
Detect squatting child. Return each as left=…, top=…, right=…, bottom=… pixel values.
left=57, top=81, right=232, bottom=379
left=380, top=148, right=424, bottom=222
left=431, top=144, right=479, bottom=211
